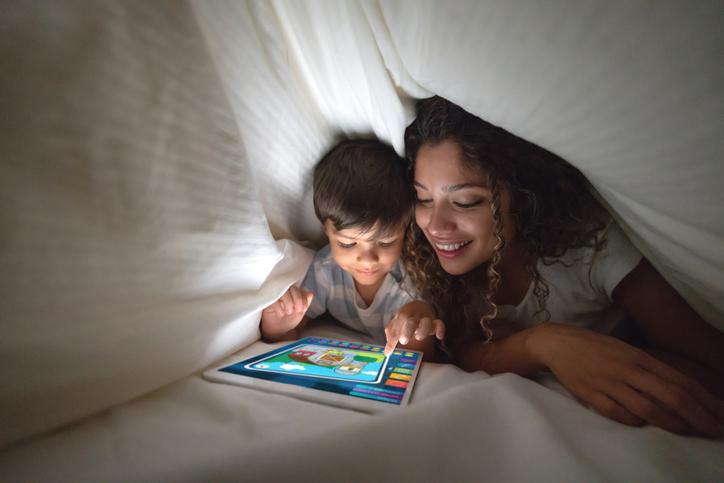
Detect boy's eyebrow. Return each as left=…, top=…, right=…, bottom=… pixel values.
left=414, top=181, right=488, bottom=192
left=336, top=232, right=399, bottom=243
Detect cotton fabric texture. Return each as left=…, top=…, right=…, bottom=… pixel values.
left=498, top=222, right=643, bottom=335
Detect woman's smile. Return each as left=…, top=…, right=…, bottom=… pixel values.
left=432, top=239, right=473, bottom=258
left=413, top=139, right=515, bottom=275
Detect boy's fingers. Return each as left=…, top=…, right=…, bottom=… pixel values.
left=304, top=290, right=314, bottom=309
left=288, top=287, right=304, bottom=312
left=280, top=293, right=294, bottom=315
left=272, top=298, right=285, bottom=317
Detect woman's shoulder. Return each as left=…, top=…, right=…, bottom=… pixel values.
left=540, top=221, right=643, bottom=298
left=541, top=221, right=634, bottom=263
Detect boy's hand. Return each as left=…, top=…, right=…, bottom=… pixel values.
left=260, top=286, right=314, bottom=341
left=384, top=301, right=445, bottom=356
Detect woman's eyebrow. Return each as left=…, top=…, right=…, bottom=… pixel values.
left=445, top=183, right=488, bottom=192
left=414, top=181, right=489, bottom=192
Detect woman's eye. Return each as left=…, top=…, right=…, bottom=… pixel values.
left=453, top=199, right=484, bottom=209
left=337, top=242, right=356, bottom=249
left=416, top=198, right=433, bottom=207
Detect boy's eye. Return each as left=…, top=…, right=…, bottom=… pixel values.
left=378, top=240, right=397, bottom=248
left=337, top=241, right=356, bottom=249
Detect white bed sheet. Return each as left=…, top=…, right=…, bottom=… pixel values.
left=2, top=0, right=723, bottom=477
left=1, top=320, right=722, bottom=482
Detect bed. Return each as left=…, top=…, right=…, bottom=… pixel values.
left=2, top=1, right=723, bottom=481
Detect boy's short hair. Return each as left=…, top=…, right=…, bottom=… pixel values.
left=313, top=138, right=413, bottom=237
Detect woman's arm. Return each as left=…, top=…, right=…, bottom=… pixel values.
left=612, top=258, right=724, bottom=397
left=457, top=322, right=723, bottom=437
left=456, top=327, right=544, bottom=375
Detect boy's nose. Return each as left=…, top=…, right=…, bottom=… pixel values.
left=357, top=248, right=379, bottom=263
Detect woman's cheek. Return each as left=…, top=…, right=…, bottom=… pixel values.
left=414, top=206, right=430, bottom=228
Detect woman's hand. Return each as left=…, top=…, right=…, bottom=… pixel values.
left=531, top=323, right=724, bottom=438
left=260, top=286, right=313, bottom=341
left=384, top=301, right=445, bottom=357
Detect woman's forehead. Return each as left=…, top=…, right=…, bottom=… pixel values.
left=415, top=141, right=488, bottom=187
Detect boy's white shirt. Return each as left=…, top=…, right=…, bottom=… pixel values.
left=497, top=222, right=643, bottom=335
left=301, top=244, right=418, bottom=344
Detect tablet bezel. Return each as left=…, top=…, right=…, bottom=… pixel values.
left=202, top=336, right=422, bottom=413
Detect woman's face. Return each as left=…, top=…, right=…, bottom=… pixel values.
left=414, top=139, right=514, bottom=276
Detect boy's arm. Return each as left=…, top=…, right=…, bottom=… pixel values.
left=261, top=315, right=311, bottom=342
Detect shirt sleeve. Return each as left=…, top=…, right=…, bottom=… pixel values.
left=590, top=222, right=643, bottom=300
left=299, top=251, right=328, bottom=319
left=380, top=265, right=418, bottom=324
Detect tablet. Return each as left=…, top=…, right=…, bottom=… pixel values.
left=203, top=336, right=423, bottom=412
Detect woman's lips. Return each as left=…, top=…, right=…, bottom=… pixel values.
left=433, top=239, right=472, bottom=259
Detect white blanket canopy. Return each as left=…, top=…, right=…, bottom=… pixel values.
left=1, top=0, right=722, bottom=480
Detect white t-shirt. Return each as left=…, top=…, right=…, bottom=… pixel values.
left=496, top=222, right=643, bottom=335
left=300, top=245, right=417, bottom=344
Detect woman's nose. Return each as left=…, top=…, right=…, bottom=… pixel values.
left=425, top=204, right=455, bottom=235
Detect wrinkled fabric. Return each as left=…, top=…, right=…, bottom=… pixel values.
left=2, top=0, right=722, bottom=478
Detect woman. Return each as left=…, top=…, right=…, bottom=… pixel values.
left=400, top=96, right=724, bottom=437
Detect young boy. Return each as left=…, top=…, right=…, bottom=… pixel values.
left=260, top=139, right=444, bottom=357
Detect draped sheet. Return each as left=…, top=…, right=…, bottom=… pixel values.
left=1, top=0, right=722, bottom=477
left=2, top=322, right=723, bottom=482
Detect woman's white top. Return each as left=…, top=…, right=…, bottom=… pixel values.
left=496, top=222, right=643, bottom=335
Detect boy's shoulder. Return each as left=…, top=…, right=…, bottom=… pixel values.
left=311, top=243, right=334, bottom=265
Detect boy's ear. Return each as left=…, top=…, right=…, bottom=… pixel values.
left=322, top=219, right=334, bottom=237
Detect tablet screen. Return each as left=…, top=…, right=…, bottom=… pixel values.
left=212, top=337, right=422, bottom=407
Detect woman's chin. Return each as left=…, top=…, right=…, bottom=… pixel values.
left=433, top=242, right=487, bottom=275
left=438, top=257, right=477, bottom=276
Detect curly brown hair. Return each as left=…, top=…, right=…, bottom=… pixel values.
left=402, top=96, right=608, bottom=355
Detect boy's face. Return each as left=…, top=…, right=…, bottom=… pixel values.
left=324, top=220, right=405, bottom=289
